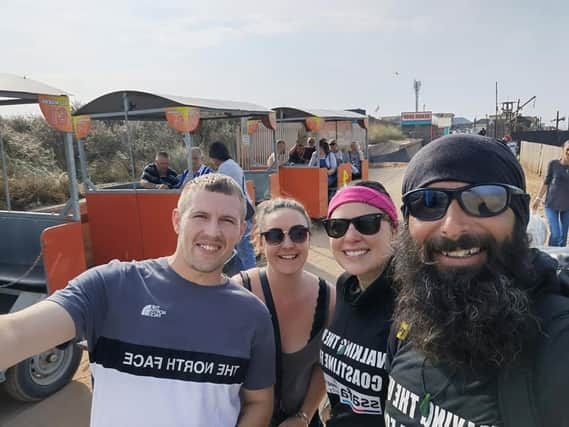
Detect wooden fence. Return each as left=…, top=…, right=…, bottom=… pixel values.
left=519, top=141, right=562, bottom=176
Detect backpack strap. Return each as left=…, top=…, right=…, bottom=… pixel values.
left=499, top=293, right=569, bottom=427
left=239, top=271, right=252, bottom=291
left=259, top=269, right=283, bottom=407
left=498, top=339, right=539, bottom=427
left=309, top=278, right=329, bottom=340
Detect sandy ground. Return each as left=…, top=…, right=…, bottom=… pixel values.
left=1, top=164, right=545, bottom=426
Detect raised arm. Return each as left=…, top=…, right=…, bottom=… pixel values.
left=0, top=301, right=76, bottom=370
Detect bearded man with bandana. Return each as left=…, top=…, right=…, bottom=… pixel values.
left=384, top=134, right=569, bottom=427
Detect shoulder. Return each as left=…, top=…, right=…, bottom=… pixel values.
left=95, top=258, right=157, bottom=278
left=548, top=159, right=560, bottom=169
left=225, top=276, right=270, bottom=317
left=143, top=163, right=157, bottom=173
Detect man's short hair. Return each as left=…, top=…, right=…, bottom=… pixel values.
left=191, top=147, right=203, bottom=157
left=329, top=139, right=337, bottom=146
left=277, top=140, right=285, bottom=145
left=208, top=142, right=231, bottom=162
left=178, top=173, right=246, bottom=219
left=156, top=151, right=169, bottom=159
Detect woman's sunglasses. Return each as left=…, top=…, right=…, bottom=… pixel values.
left=322, top=213, right=384, bottom=239
left=260, top=225, right=310, bottom=245
left=402, top=183, right=528, bottom=221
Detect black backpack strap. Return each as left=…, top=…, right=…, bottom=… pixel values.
left=259, top=269, right=283, bottom=406
left=499, top=294, right=569, bottom=427
left=239, top=271, right=252, bottom=291
left=310, top=278, right=329, bottom=340
left=498, top=340, right=539, bottom=427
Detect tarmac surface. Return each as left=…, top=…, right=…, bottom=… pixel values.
left=0, top=166, right=407, bottom=427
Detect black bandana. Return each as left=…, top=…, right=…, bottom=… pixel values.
left=402, top=134, right=530, bottom=227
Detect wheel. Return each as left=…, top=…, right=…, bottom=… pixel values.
left=3, top=343, right=82, bottom=402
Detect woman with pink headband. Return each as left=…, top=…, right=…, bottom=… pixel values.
left=319, top=181, right=398, bottom=427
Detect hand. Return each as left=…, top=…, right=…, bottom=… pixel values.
left=157, top=183, right=168, bottom=189
left=278, top=417, right=308, bottom=427
left=532, top=198, right=541, bottom=210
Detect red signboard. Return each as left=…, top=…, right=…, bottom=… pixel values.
left=305, top=116, right=325, bottom=132
left=400, top=112, right=433, bottom=122
left=165, top=107, right=200, bottom=132
left=73, top=115, right=92, bottom=139
left=261, top=112, right=277, bottom=130
left=38, top=95, right=73, bottom=132
left=247, top=119, right=260, bottom=135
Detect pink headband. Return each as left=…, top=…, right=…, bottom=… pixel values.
left=327, top=186, right=399, bottom=228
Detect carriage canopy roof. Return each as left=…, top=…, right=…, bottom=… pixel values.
left=0, top=73, right=69, bottom=106
left=272, top=106, right=367, bottom=122
left=74, top=90, right=272, bottom=120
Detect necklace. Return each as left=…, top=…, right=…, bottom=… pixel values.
left=419, top=358, right=457, bottom=418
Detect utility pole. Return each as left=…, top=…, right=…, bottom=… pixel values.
left=414, top=80, right=422, bottom=113
left=495, top=82, right=498, bottom=138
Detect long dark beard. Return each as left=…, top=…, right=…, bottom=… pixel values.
left=392, top=222, right=536, bottom=370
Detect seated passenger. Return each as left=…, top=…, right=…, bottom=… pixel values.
left=346, top=141, right=364, bottom=180
left=304, top=137, right=317, bottom=162
left=140, top=151, right=178, bottom=189
left=177, top=147, right=213, bottom=188
left=288, top=140, right=307, bottom=165
left=309, top=140, right=337, bottom=188
left=267, top=140, right=288, bottom=168
left=329, top=140, right=344, bottom=164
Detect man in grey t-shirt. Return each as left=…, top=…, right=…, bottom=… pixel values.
left=0, top=174, right=275, bottom=427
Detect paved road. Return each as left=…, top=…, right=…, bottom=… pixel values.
left=0, top=166, right=407, bottom=427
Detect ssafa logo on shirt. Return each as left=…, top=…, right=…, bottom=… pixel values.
left=141, top=305, right=167, bottom=318
left=324, top=373, right=382, bottom=415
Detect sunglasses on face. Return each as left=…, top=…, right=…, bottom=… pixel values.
left=322, top=213, right=384, bottom=239
left=402, top=183, right=528, bottom=221
left=261, top=225, right=310, bottom=245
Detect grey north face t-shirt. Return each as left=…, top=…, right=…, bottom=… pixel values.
left=48, top=258, right=275, bottom=427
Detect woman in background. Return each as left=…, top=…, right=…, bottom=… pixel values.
left=533, top=139, right=569, bottom=246
left=309, top=139, right=338, bottom=189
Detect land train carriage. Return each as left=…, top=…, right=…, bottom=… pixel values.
left=0, top=74, right=85, bottom=401
left=0, top=83, right=281, bottom=401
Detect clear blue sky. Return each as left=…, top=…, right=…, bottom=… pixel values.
left=2, top=0, right=568, bottom=127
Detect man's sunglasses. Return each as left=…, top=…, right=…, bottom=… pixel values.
left=261, top=225, right=310, bottom=245
left=402, top=183, right=528, bottom=221
left=322, top=213, right=384, bottom=239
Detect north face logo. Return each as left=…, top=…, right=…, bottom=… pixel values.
left=141, top=305, right=167, bottom=318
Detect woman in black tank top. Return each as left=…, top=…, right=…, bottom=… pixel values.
left=233, top=198, right=336, bottom=427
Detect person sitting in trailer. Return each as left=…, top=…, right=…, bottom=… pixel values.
left=177, top=147, right=214, bottom=188
left=288, top=140, right=308, bottom=165
left=329, top=140, right=344, bottom=164
left=346, top=141, right=364, bottom=180
left=309, top=139, right=337, bottom=188
left=267, top=140, right=288, bottom=168
left=304, top=137, right=317, bottom=162
left=140, top=151, right=179, bottom=189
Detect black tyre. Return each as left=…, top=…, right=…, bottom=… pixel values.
left=3, top=343, right=82, bottom=402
